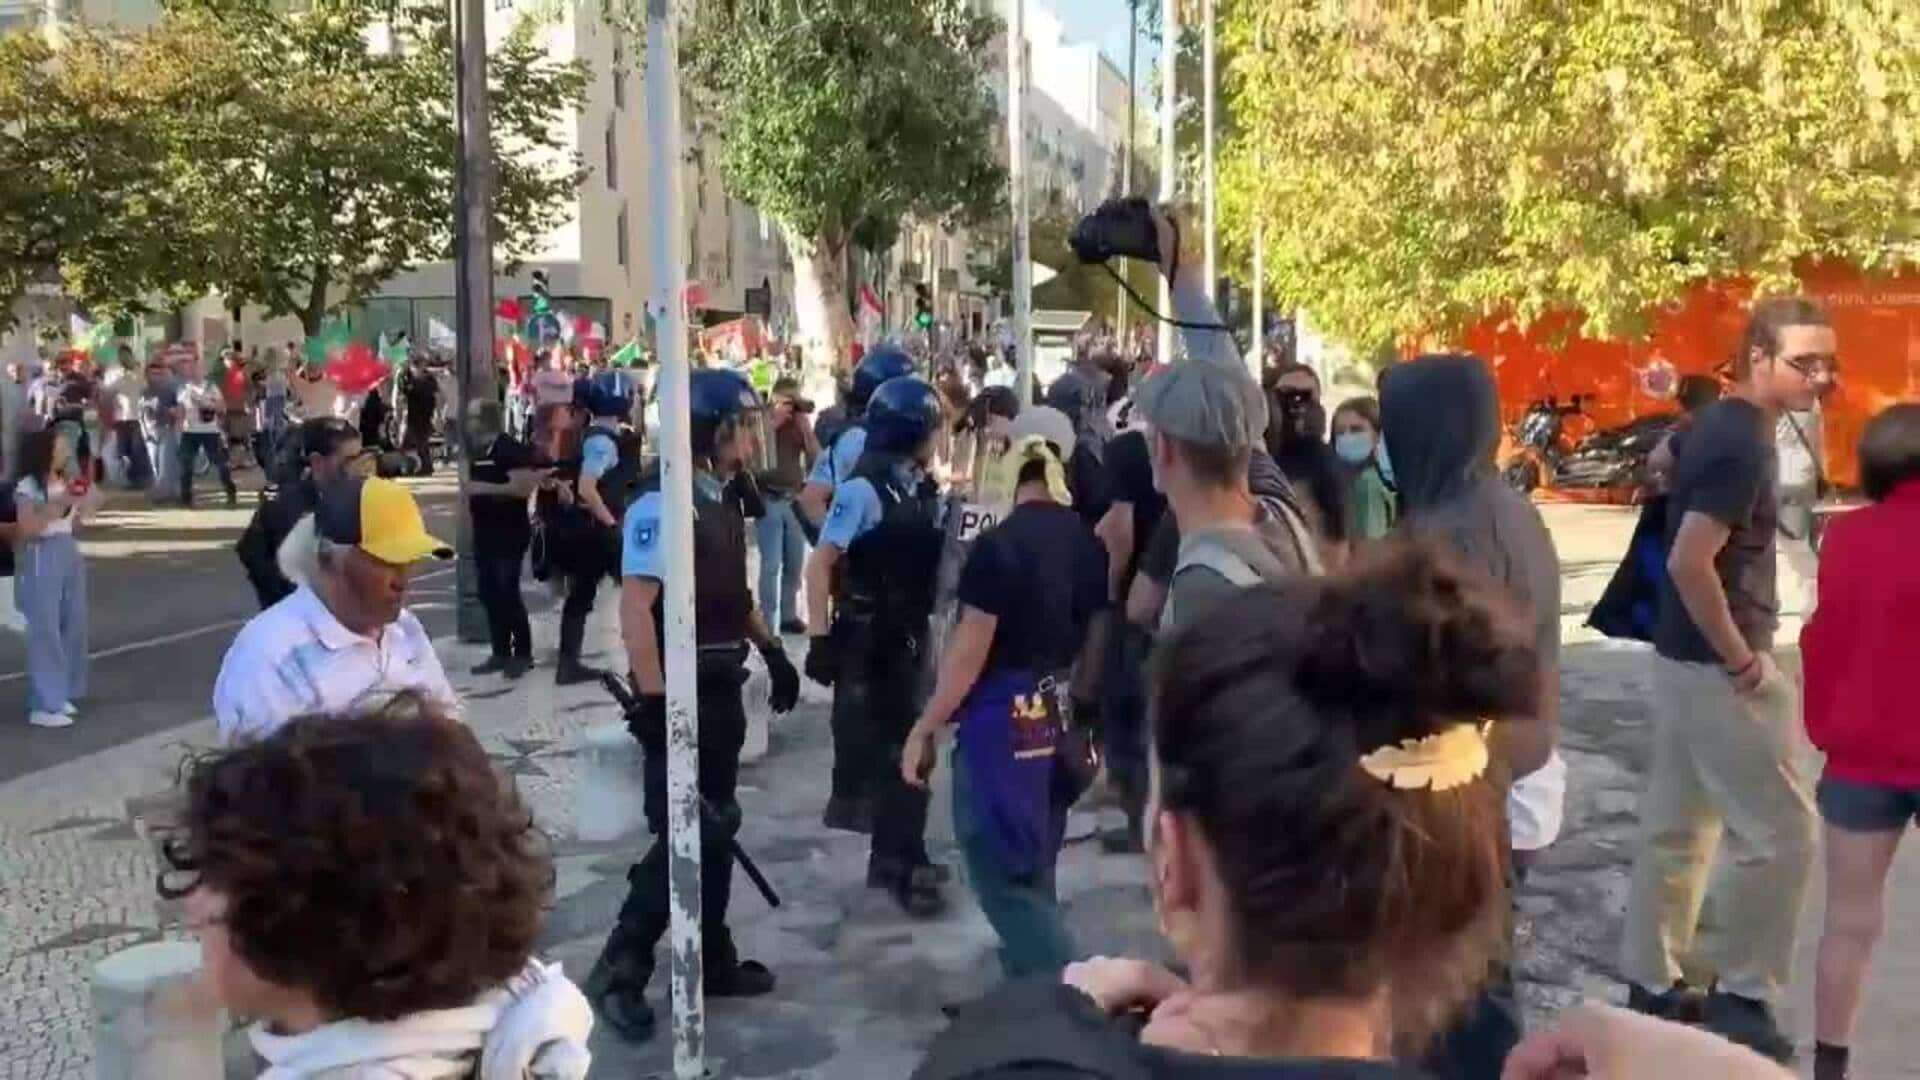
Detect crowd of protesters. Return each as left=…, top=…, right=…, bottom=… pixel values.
left=4, top=195, right=1908, bottom=1078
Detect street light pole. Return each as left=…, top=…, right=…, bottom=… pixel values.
left=450, top=0, right=495, bottom=644
left=1117, top=0, right=1137, bottom=340
left=1009, top=0, right=1034, bottom=402
left=1156, top=0, right=1177, bottom=365
left=1201, top=0, right=1216, bottom=305
left=643, top=1, right=705, bottom=1076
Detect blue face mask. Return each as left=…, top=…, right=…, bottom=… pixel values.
left=1334, top=432, right=1375, bottom=466
left=1376, top=439, right=1397, bottom=488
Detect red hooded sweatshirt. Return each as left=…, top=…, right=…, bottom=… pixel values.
left=1801, top=479, right=1920, bottom=787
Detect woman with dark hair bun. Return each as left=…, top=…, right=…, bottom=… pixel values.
left=160, top=693, right=592, bottom=1077
left=916, top=543, right=1531, bottom=1077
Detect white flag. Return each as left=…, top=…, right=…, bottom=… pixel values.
left=427, top=317, right=457, bottom=351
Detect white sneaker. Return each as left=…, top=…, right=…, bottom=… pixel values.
left=60, top=702, right=77, bottom=717
left=29, top=710, right=72, bottom=729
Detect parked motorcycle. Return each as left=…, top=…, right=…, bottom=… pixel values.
left=1502, top=393, right=1679, bottom=494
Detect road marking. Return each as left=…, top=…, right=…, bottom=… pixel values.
left=0, top=566, right=459, bottom=684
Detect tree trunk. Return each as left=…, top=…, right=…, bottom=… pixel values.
left=299, top=263, right=330, bottom=338
left=785, top=224, right=855, bottom=385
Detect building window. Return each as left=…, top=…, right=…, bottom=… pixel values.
left=612, top=40, right=626, bottom=109
left=617, top=202, right=629, bottom=268
left=605, top=119, right=618, bottom=189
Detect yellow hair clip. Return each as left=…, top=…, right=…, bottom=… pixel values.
left=1357, top=722, right=1490, bottom=792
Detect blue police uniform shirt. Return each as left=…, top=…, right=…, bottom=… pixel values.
left=807, top=424, right=866, bottom=488
left=581, top=421, right=620, bottom=479
left=818, top=476, right=885, bottom=550
left=621, top=472, right=726, bottom=580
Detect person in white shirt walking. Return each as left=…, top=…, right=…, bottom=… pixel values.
left=213, top=475, right=457, bottom=743
left=177, top=363, right=238, bottom=508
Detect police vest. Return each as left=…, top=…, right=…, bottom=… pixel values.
left=638, top=469, right=754, bottom=647
left=841, top=453, right=944, bottom=628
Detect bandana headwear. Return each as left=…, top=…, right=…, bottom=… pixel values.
left=1357, top=722, right=1490, bottom=792
left=1004, top=434, right=1072, bottom=506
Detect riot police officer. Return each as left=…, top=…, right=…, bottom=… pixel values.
left=801, top=375, right=950, bottom=916
left=585, top=368, right=801, bottom=1042
left=793, top=344, right=918, bottom=833
left=794, top=343, right=917, bottom=539
left=554, top=374, right=641, bottom=684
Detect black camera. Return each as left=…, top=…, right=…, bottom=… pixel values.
left=1068, top=197, right=1162, bottom=266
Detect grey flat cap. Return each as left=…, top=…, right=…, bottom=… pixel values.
left=1132, top=358, right=1268, bottom=449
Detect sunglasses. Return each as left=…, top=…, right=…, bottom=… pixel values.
left=1779, top=352, right=1839, bottom=380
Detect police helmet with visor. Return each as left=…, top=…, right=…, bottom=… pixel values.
left=688, top=368, right=772, bottom=472
left=850, top=344, right=916, bottom=413
left=863, top=375, right=943, bottom=456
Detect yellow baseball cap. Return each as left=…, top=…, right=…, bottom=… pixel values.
left=315, top=476, right=453, bottom=564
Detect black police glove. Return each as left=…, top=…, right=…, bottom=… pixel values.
left=761, top=642, right=800, bottom=714
left=625, top=692, right=667, bottom=742
left=804, top=634, right=838, bottom=688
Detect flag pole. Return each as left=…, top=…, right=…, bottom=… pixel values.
left=643, top=0, right=705, bottom=1075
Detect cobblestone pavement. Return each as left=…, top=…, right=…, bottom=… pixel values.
left=4, top=505, right=1918, bottom=1078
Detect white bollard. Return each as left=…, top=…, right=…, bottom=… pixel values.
left=575, top=721, right=648, bottom=844
left=91, top=941, right=224, bottom=1080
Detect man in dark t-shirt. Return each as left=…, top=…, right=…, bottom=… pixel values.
left=1619, top=297, right=1836, bottom=1062
left=467, top=403, right=549, bottom=676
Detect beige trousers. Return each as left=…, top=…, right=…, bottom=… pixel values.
left=1619, top=653, right=1817, bottom=1003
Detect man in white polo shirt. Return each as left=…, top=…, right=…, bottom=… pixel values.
left=212, top=475, right=456, bottom=743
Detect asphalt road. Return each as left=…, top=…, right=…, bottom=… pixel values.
left=0, top=472, right=469, bottom=783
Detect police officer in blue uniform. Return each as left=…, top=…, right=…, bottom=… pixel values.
left=794, top=344, right=917, bottom=540
left=801, top=375, right=951, bottom=916
left=554, top=374, right=642, bottom=684
left=585, top=368, right=802, bottom=1042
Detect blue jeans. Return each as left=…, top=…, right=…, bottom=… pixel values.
left=17, top=533, right=88, bottom=714
left=952, top=747, right=1076, bottom=979
left=755, top=495, right=806, bottom=627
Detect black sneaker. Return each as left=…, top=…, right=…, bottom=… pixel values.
left=555, top=660, right=602, bottom=686
left=471, top=655, right=510, bottom=676
left=1703, top=991, right=1795, bottom=1064
left=823, top=796, right=873, bottom=834
left=225, top=488, right=239, bottom=508
left=706, top=958, right=775, bottom=998
left=891, top=864, right=947, bottom=919
left=1626, top=980, right=1708, bottom=1024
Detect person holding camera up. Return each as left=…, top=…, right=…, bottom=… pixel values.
left=802, top=374, right=952, bottom=917
left=583, top=368, right=800, bottom=1043
left=757, top=376, right=820, bottom=635
left=552, top=374, right=643, bottom=685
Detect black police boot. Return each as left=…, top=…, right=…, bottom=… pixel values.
left=704, top=937, right=776, bottom=999
left=555, top=656, right=601, bottom=686
left=1099, top=812, right=1145, bottom=855
left=583, top=939, right=657, bottom=1043
left=1626, top=979, right=1708, bottom=1024
left=823, top=795, right=873, bottom=834
left=504, top=655, right=534, bottom=679
left=879, top=857, right=948, bottom=914
left=471, top=655, right=510, bottom=676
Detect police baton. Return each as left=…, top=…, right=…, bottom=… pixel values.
left=598, top=672, right=782, bottom=908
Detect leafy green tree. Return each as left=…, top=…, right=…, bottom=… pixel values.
left=5, top=0, right=587, bottom=335
left=681, top=0, right=1005, bottom=371
left=1219, top=2, right=1920, bottom=350
left=158, top=0, right=590, bottom=335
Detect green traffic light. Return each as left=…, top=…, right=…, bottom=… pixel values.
left=915, top=312, right=933, bottom=328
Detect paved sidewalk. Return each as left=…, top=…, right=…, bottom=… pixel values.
left=3, top=506, right=1918, bottom=1078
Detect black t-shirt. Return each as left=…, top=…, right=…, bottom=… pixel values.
left=1105, top=429, right=1167, bottom=589
left=1654, top=398, right=1779, bottom=662
left=1273, top=442, right=1349, bottom=545
left=403, top=371, right=439, bottom=418
left=470, top=433, right=537, bottom=536
left=957, top=501, right=1109, bottom=674
left=1069, top=443, right=1114, bottom=530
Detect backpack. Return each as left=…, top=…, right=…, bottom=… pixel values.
left=1176, top=491, right=1325, bottom=588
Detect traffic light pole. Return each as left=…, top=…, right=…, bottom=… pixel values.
left=450, top=0, right=496, bottom=644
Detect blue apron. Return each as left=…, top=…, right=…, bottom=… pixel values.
left=956, top=667, right=1067, bottom=880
